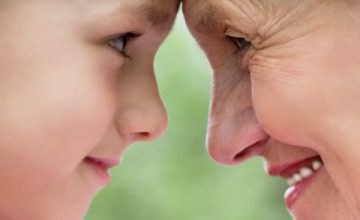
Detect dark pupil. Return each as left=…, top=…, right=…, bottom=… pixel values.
left=236, top=38, right=251, bottom=50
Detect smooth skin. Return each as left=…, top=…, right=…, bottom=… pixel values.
left=0, top=0, right=178, bottom=219
left=183, top=0, right=360, bottom=219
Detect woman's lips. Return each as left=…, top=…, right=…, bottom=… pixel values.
left=84, top=157, right=119, bottom=185
left=284, top=168, right=320, bottom=209
left=268, top=156, right=323, bottom=209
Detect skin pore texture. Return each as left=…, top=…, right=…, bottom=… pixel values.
left=183, top=0, right=360, bottom=219
left=0, top=0, right=178, bottom=219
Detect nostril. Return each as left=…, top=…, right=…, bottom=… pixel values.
left=234, top=150, right=246, bottom=160
left=131, top=131, right=151, bottom=141
left=139, top=132, right=150, bottom=137
left=139, top=132, right=151, bottom=139
left=233, top=138, right=268, bottom=163
left=207, top=120, right=270, bottom=165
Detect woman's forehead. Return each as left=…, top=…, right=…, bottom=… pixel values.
left=183, top=0, right=320, bottom=11
left=183, top=0, right=329, bottom=36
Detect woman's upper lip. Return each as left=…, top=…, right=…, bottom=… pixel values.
left=267, top=155, right=321, bottom=178
left=85, top=156, right=120, bottom=169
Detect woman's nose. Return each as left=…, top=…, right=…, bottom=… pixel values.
left=115, top=66, right=168, bottom=142
left=207, top=107, right=269, bottom=165
left=206, top=69, right=269, bottom=165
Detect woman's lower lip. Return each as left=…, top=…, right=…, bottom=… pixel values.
left=284, top=169, right=320, bottom=209
left=84, top=159, right=111, bottom=185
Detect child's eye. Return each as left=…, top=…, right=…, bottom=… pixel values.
left=107, top=32, right=141, bottom=58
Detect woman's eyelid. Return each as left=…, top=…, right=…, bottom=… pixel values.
left=236, top=37, right=252, bottom=49
left=227, top=35, right=252, bottom=50
left=224, top=29, right=252, bottom=50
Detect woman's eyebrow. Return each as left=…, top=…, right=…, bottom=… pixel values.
left=193, top=3, right=226, bottom=35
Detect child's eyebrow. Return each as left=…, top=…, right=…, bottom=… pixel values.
left=140, top=5, right=174, bottom=27
left=114, top=2, right=178, bottom=31
left=134, top=4, right=177, bottom=30
left=91, top=1, right=179, bottom=34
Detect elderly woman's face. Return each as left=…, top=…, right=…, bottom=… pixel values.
left=0, top=0, right=177, bottom=219
left=183, top=0, right=360, bottom=219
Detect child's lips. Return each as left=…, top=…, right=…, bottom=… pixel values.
left=84, top=156, right=119, bottom=185
left=85, top=157, right=119, bottom=169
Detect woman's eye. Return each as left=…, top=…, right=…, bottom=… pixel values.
left=231, top=37, right=252, bottom=51
left=107, top=33, right=141, bottom=57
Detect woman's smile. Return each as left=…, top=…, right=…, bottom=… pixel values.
left=268, top=155, right=323, bottom=209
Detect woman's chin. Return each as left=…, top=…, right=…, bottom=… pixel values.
left=288, top=167, right=350, bottom=220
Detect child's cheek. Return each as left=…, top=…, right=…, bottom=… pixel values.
left=0, top=67, right=116, bottom=173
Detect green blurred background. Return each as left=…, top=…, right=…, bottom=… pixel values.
left=85, top=13, right=291, bottom=220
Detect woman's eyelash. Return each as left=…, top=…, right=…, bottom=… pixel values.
left=229, top=36, right=252, bottom=51
left=107, top=32, right=141, bottom=58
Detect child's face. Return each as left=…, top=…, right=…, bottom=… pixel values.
left=0, top=0, right=178, bottom=219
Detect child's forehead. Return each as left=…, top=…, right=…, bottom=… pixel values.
left=123, top=0, right=180, bottom=25
left=2, top=0, right=180, bottom=13
left=80, top=0, right=180, bottom=27
left=85, top=0, right=179, bottom=13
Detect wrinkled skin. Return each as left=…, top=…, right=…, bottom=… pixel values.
left=0, top=0, right=178, bottom=219
left=183, top=0, right=360, bottom=219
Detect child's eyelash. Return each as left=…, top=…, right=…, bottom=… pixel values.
left=107, top=32, right=142, bottom=58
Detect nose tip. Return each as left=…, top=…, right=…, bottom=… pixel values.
left=133, top=111, right=168, bottom=142
left=116, top=102, right=168, bottom=142
left=207, top=123, right=269, bottom=165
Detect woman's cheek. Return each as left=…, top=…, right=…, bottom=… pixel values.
left=249, top=58, right=320, bottom=147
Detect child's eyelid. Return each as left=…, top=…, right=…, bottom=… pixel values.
left=100, top=31, right=143, bottom=47
left=106, top=32, right=143, bottom=42
left=106, top=32, right=143, bottom=59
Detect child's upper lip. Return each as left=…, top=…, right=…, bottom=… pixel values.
left=84, top=156, right=120, bottom=170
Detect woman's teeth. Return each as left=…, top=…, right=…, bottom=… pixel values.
left=286, top=160, right=322, bottom=186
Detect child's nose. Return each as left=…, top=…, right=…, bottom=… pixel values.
left=114, top=67, right=168, bottom=142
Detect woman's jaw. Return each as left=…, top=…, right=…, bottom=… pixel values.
left=262, top=140, right=360, bottom=220
left=268, top=154, right=323, bottom=208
